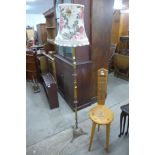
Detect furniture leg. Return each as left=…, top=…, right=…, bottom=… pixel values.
left=98, top=124, right=100, bottom=132
left=122, top=113, right=126, bottom=135
left=114, top=67, right=119, bottom=77
left=114, top=67, right=117, bottom=77
left=105, top=123, right=110, bottom=152
left=118, top=111, right=123, bottom=137
left=125, top=115, right=129, bottom=135
left=88, top=122, right=96, bottom=151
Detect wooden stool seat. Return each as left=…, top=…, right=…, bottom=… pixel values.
left=89, top=105, right=113, bottom=125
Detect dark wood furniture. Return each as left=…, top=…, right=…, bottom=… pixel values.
left=115, top=36, right=129, bottom=55
left=37, top=23, right=47, bottom=45
left=111, top=8, right=129, bottom=45
left=37, top=52, right=59, bottom=109
left=55, top=55, right=92, bottom=110
left=26, top=50, right=39, bottom=81
left=37, top=54, right=48, bottom=75
left=43, top=0, right=114, bottom=110
left=42, top=73, right=59, bottom=109
left=114, top=35, right=129, bottom=80
left=113, top=53, right=129, bottom=80
left=90, top=0, right=114, bottom=100
left=118, top=104, right=129, bottom=137
left=43, top=8, right=56, bottom=52
left=37, top=52, right=57, bottom=80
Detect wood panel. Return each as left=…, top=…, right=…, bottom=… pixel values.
left=26, top=51, right=39, bottom=81
left=119, top=13, right=129, bottom=36
left=42, top=73, right=59, bottom=109
left=37, top=23, right=47, bottom=44
left=91, top=0, right=114, bottom=98
left=111, top=10, right=121, bottom=44
left=111, top=11, right=129, bottom=45
left=55, top=55, right=92, bottom=110
left=43, top=8, right=57, bottom=52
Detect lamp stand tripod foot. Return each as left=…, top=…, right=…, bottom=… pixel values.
left=70, top=126, right=87, bottom=143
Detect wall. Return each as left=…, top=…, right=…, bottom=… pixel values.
left=26, top=14, right=45, bottom=30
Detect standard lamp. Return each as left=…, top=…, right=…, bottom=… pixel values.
left=54, top=3, right=89, bottom=142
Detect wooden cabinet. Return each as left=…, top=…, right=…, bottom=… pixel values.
left=115, top=36, right=129, bottom=55
left=55, top=55, right=92, bottom=110
left=37, top=23, right=47, bottom=45
left=113, top=36, right=129, bottom=80
left=26, top=50, right=39, bottom=81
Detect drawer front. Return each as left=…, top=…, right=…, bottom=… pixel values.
left=26, top=62, right=36, bottom=71
left=26, top=55, right=35, bottom=63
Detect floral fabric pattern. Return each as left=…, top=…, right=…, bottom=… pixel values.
left=55, top=4, right=89, bottom=47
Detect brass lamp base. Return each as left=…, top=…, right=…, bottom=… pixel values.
left=70, top=126, right=87, bottom=143
left=70, top=47, right=87, bottom=143
left=32, top=84, right=40, bottom=93
left=31, top=77, right=40, bottom=93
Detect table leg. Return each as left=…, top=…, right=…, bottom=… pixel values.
left=122, top=113, right=126, bottom=135
left=118, top=111, right=123, bottom=137
left=125, top=115, right=129, bottom=135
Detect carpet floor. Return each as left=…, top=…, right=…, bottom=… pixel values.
left=27, top=99, right=129, bottom=155
left=26, top=73, right=129, bottom=155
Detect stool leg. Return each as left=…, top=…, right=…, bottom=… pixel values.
left=88, top=122, right=96, bottom=151
left=98, top=125, right=100, bottom=132
left=118, top=111, right=123, bottom=137
left=122, top=114, right=126, bottom=135
left=105, top=123, right=111, bottom=152
left=125, top=115, right=129, bottom=135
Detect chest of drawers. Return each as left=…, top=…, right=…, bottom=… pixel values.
left=26, top=51, right=38, bottom=81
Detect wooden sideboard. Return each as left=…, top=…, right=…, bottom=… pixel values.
left=55, top=55, right=92, bottom=110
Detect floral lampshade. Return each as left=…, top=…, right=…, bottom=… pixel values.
left=54, top=3, right=89, bottom=47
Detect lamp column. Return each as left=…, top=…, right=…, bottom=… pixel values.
left=54, top=3, right=89, bottom=142
left=72, top=47, right=78, bottom=129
